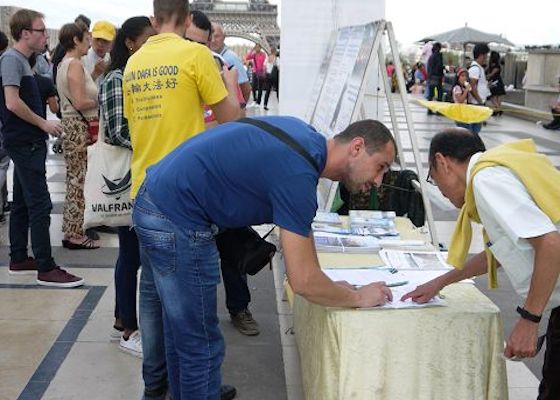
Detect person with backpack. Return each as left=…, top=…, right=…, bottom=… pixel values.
left=468, top=43, right=490, bottom=106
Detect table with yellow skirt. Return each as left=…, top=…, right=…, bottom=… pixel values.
left=289, top=218, right=508, bottom=400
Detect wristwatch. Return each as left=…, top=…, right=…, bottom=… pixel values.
left=516, top=306, right=542, bottom=323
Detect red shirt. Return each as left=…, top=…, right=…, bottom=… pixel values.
left=246, top=50, right=266, bottom=76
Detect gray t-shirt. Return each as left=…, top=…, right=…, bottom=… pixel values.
left=0, top=48, right=46, bottom=146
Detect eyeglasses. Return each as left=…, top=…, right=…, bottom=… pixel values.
left=426, top=166, right=437, bottom=186
left=26, top=28, right=47, bottom=35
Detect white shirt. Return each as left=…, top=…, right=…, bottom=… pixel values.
left=468, top=61, right=490, bottom=104
left=81, top=47, right=110, bottom=88
left=467, top=153, right=560, bottom=310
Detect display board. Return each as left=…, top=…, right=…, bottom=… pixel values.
left=306, top=20, right=439, bottom=244
left=307, top=21, right=381, bottom=211
left=308, top=22, right=379, bottom=138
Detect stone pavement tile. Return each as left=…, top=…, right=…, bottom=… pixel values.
left=508, top=387, right=539, bottom=400
left=41, top=342, right=142, bottom=400
left=0, top=364, right=36, bottom=400
left=78, top=314, right=119, bottom=343
left=222, top=343, right=286, bottom=400
left=0, top=319, right=67, bottom=400
left=506, top=360, right=540, bottom=388
left=0, top=288, right=85, bottom=321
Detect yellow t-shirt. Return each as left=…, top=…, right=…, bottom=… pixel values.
left=123, top=33, right=228, bottom=198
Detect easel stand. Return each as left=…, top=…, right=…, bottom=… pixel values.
left=307, top=20, right=439, bottom=245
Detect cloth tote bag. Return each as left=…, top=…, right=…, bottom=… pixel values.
left=83, top=114, right=133, bottom=228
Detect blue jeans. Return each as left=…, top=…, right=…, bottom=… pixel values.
left=139, top=239, right=168, bottom=400
left=115, top=226, right=141, bottom=330
left=134, top=186, right=224, bottom=400
left=456, top=122, right=482, bottom=135
left=5, top=142, right=56, bottom=272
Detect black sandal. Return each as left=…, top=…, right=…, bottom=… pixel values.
left=62, top=238, right=100, bottom=250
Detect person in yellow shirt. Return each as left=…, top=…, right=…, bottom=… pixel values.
left=122, top=1, right=240, bottom=399
left=123, top=3, right=240, bottom=199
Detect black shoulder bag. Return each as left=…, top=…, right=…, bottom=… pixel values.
left=215, top=117, right=321, bottom=276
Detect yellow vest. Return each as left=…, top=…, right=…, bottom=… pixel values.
left=447, top=139, right=560, bottom=288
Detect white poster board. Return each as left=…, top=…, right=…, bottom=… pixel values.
left=308, top=22, right=380, bottom=211
left=308, top=22, right=379, bottom=139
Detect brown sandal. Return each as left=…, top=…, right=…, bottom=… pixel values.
left=62, top=238, right=100, bottom=250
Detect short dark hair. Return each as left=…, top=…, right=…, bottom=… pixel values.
left=0, top=31, right=8, bottom=53
left=58, top=23, right=87, bottom=52
left=433, top=42, right=442, bottom=52
left=334, top=119, right=396, bottom=155
left=153, top=0, right=189, bottom=26
left=429, top=128, right=486, bottom=166
left=489, top=50, right=500, bottom=66
left=108, top=16, right=152, bottom=72
left=473, top=43, right=490, bottom=59
left=74, top=14, right=91, bottom=29
left=9, top=9, right=44, bottom=42
left=190, top=10, right=211, bottom=35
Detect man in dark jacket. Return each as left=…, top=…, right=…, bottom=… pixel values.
left=427, top=42, right=444, bottom=114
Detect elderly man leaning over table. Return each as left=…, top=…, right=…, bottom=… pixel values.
left=402, top=128, right=560, bottom=400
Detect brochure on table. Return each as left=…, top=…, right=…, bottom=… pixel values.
left=323, top=268, right=447, bottom=309
left=314, top=232, right=380, bottom=253
left=379, top=249, right=452, bottom=270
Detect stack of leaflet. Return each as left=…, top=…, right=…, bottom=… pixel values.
left=348, top=210, right=399, bottom=238
left=311, top=212, right=351, bottom=234
left=379, top=249, right=452, bottom=270
left=314, top=232, right=380, bottom=253
left=379, top=249, right=474, bottom=283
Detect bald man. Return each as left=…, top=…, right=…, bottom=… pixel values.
left=210, top=23, right=251, bottom=103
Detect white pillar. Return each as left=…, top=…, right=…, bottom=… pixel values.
left=279, top=0, right=385, bottom=118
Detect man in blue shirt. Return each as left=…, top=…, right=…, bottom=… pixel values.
left=210, top=23, right=251, bottom=105
left=133, top=115, right=396, bottom=399
left=0, top=8, right=83, bottom=287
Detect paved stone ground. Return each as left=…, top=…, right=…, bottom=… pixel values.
left=1, top=91, right=556, bottom=399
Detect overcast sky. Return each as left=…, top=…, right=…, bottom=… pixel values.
left=2, top=0, right=559, bottom=46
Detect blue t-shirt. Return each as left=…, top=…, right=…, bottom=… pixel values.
left=144, top=116, right=327, bottom=237
left=220, top=47, right=249, bottom=85
left=0, top=48, right=47, bottom=146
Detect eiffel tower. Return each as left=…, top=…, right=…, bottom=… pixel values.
left=191, top=0, right=280, bottom=51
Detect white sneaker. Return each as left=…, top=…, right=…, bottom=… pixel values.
left=119, top=330, right=143, bottom=358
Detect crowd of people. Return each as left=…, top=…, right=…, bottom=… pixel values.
left=391, top=42, right=509, bottom=135
left=0, top=2, right=559, bottom=400
left=0, top=3, right=283, bottom=399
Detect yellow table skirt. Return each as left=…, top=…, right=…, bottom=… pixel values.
left=289, top=218, right=508, bottom=400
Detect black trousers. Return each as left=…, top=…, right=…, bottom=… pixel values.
left=5, top=142, right=56, bottom=272
left=538, top=306, right=560, bottom=399
left=264, top=72, right=279, bottom=107
left=427, top=79, right=443, bottom=102
left=251, top=74, right=265, bottom=104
